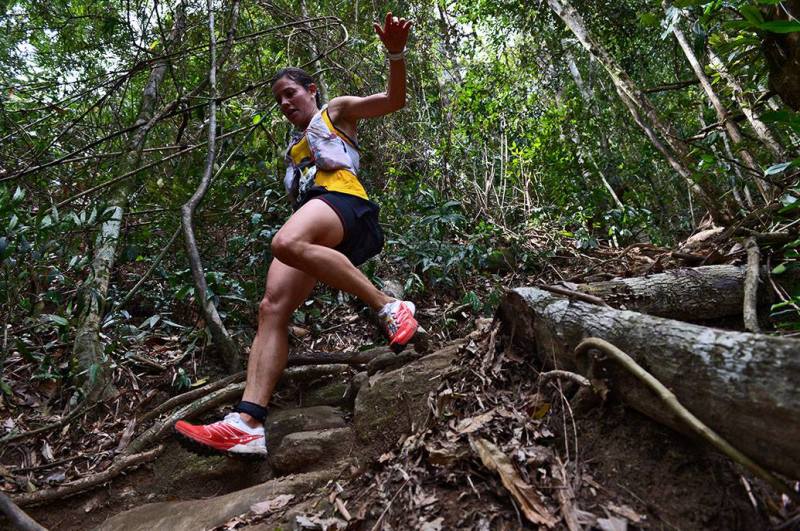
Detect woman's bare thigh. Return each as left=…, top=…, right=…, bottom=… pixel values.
left=274, top=198, right=345, bottom=248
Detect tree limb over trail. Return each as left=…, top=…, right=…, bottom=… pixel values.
left=499, top=286, right=800, bottom=479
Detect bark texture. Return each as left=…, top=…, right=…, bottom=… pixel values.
left=760, top=0, right=800, bottom=110
left=499, top=287, right=800, bottom=479
left=572, top=264, right=789, bottom=321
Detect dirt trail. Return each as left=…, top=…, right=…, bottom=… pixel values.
left=25, top=323, right=774, bottom=530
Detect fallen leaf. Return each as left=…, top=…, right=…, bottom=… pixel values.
left=470, top=437, right=557, bottom=528
left=115, top=419, right=137, bottom=453
left=420, top=516, right=444, bottom=530
left=41, top=440, right=54, bottom=461
left=455, top=409, right=496, bottom=434
left=607, top=502, right=644, bottom=523
left=250, top=493, right=295, bottom=515
left=531, top=402, right=551, bottom=419
left=378, top=451, right=395, bottom=463
left=295, top=514, right=347, bottom=530
left=597, top=516, right=628, bottom=531
left=45, top=471, right=66, bottom=484
left=290, top=326, right=310, bottom=338
left=425, top=440, right=467, bottom=466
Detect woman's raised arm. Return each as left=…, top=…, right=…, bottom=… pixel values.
left=328, top=13, right=412, bottom=124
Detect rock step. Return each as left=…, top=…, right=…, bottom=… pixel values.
left=267, top=405, right=348, bottom=450
left=270, top=427, right=355, bottom=474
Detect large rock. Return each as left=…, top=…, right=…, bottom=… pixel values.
left=270, top=427, right=355, bottom=474
left=93, top=468, right=340, bottom=531
left=267, top=406, right=347, bottom=450
left=300, top=379, right=352, bottom=408
left=353, top=342, right=462, bottom=455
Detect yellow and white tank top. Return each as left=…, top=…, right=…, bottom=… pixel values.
left=284, top=107, right=368, bottom=205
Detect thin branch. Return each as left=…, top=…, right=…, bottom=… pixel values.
left=11, top=446, right=164, bottom=508
left=138, top=371, right=247, bottom=425
left=642, top=78, right=699, bottom=94
left=112, top=226, right=181, bottom=313
left=743, top=237, right=762, bottom=333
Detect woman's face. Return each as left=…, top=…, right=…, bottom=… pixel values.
left=272, top=76, right=317, bottom=129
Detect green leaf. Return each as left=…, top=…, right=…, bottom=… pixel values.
left=638, top=12, right=660, bottom=27
left=765, top=162, right=793, bottom=175
left=0, top=380, right=12, bottom=396
left=772, top=263, right=787, bottom=275
left=12, top=187, right=25, bottom=202
left=252, top=114, right=262, bottom=125
left=757, top=20, right=800, bottom=34
left=739, top=5, right=765, bottom=25
left=42, top=314, right=69, bottom=327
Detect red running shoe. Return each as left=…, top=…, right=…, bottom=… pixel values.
left=379, top=300, right=418, bottom=352
left=174, top=412, right=267, bottom=459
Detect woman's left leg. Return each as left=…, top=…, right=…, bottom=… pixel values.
left=271, top=198, right=393, bottom=311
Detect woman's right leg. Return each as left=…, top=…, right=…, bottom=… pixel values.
left=239, top=258, right=316, bottom=425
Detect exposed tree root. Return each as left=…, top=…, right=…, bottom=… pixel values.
left=139, top=371, right=246, bottom=425
left=11, top=446, right=163, bottom=508
left=0, top=492, right=47, bottom=530
left=575, top=337, right=798, bottom=502
left=288, top=349, right=389, bottom=366
left=539, top=370, right=590, bottom=387
left=125, top=382, right=245, bottom=455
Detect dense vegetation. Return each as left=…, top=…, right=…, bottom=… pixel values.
left=1, top=0, right=798, bottom=413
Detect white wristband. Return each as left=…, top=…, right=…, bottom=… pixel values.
left=386, top=48, right=407, bottom=61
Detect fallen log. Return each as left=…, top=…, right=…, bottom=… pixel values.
left=570, top=264, right=798, bottom=321
left=499, top=287, right=800, bottom=479
left=287, top=347, right=392, bottom=366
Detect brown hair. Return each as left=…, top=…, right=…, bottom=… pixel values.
left=270, top=67, right=321, bottom=108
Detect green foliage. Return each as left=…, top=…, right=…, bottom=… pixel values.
left=1, top=0, right=799, bottom=391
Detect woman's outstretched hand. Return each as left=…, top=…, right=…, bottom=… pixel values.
left=373, top=12, right=412, bottom=53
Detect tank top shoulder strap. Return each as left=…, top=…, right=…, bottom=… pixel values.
left=321, top=107, right=359, bottom=150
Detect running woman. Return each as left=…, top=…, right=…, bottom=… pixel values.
left=174, top=13, right=417, bottom=458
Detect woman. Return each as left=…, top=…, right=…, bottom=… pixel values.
left=174, top=13, right=417, bottom=458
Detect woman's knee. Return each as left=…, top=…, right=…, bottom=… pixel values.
left=258, top=294, right=290, bottom=323
left=271, top=231, right=305, bottom=266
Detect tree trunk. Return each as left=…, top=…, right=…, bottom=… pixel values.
left=72, top=4, right=187, bottom=400
left=760, top=0, right=800, bottom=111
left=570, top=264, right=797, bottom=321
left=181, top=0, right=240, bottom=372
left=546, top=0, right=728, bottom=222
left=666, top=3, right=773, bottom=201
left=499, top=287, right=800, bottom=479
left=706, top=47, right=787, bottom=161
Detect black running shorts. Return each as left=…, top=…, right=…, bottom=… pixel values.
left=303, top=188, right=384, bottom=267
